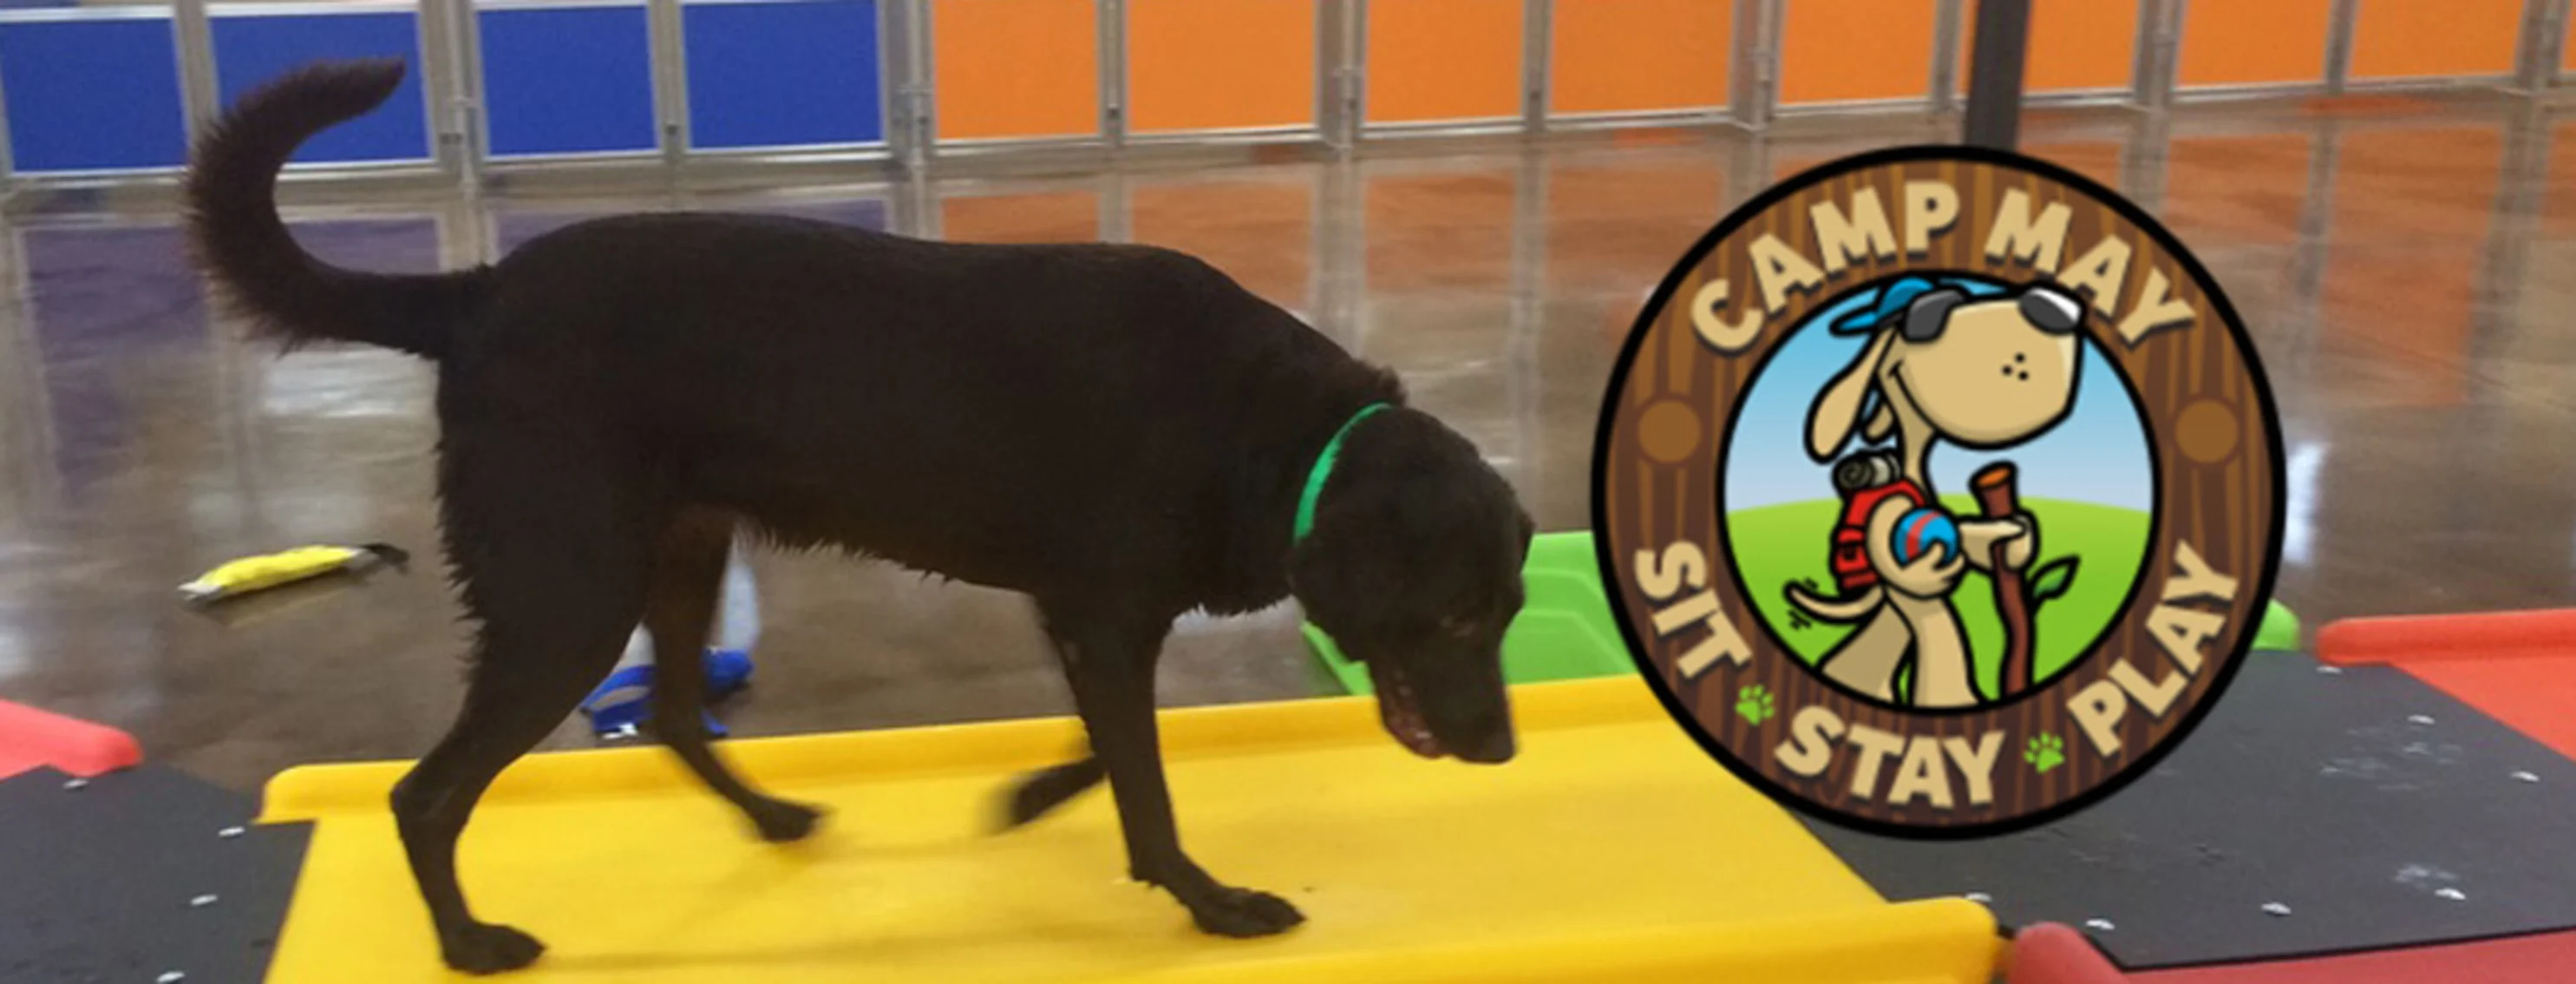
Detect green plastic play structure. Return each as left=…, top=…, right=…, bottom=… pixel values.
left=1304, top=530, right=2304, bottom=696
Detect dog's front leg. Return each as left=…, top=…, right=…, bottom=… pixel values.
left=1038, top=600, right=1304, bottom=938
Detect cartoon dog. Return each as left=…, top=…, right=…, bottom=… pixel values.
left=1786, top=276, right=2085, bottom=708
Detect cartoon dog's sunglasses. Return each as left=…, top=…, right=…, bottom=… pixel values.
left=1828, top=276, right=2085, bottom=341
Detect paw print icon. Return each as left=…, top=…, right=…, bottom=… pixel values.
left=2024, top=733, right=2067, bottom=775
left=1736, top=684, right=1777, bottom=725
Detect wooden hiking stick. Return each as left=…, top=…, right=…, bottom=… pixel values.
left=1973, top=463, right=2034, bottom=699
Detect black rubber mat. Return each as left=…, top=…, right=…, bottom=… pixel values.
left=1806, top=652, right=2576, bottom=969
left=0, top=764, right=310, bottom=984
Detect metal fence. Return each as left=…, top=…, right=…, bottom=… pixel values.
left=0, top=0, right=2566, bottom=194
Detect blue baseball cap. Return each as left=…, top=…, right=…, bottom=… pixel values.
left=1827, top=275, right=1999, bottom=335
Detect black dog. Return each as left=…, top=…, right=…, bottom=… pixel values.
left=187, top=60, right=1530, bottom=974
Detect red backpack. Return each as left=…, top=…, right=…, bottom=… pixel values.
left=1827, top=452, right=1929, bottom=593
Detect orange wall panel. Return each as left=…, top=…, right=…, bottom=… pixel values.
left=2348, top=0, right=2520, bottom=80
left=933, top=0, right=1099, bottom=141
left=1550, top=0, right=1730, bottom=115
left=1128, top=0, right=1315, bottom=132
left=1367, top=0, right=1523, bottom=123
left=1956, top=0, right=2135, bottom=94
left=2178, top=0, right=2330, bottom=88
left=1779, top=0, right=1935, bottom=105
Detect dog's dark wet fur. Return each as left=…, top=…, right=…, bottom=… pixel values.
left=186, top=60, right=1530, bottom=974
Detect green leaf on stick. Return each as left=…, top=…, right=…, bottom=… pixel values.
left=2029, top=556, right=2079, bottom=605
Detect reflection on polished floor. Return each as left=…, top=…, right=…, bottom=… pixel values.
left=3, top=96, right=2573, bottom=790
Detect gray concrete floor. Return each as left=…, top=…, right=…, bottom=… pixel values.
left=3, top=95, right=2573, bottom=791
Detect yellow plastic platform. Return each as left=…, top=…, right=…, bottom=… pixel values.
left=258, top=677, right=1999, bottom=983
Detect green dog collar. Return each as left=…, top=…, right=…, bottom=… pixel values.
left=1293, top=402, right=1393, bottom=546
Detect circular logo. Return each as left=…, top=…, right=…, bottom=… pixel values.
left=1592, top=146, right=2284, bottom=837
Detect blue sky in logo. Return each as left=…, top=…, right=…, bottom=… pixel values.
left=1723, top=277, right=2156, bottom=513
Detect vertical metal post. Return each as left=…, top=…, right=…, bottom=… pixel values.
left=911, top=183, right=946, bottom=240
left=873, top=0, right=903, bottom=159
left=174, top=0, right=222, bottom=141
left=1506, top=147, right=1545, bottom=489
left=434, top=0, right=490, bottom=192
left=0, top=45, right=17, bottom=199
left=891, top=0, right=936, bottom=172
left=2511, top=0, right=2570, bottom=93
left=0, top=229, right=53, bottom=512
left=1097, top=0, right=1125, bottom=147
left=417, top=0, right=465, bottom=181
left=2449, top=99, right=2545, bottom=490
left=1727, top=134, right=1769, bottom=210
left=1316, top=0, right=1348, bottom=150
left=2121, top=110, right=2171, bottom=212
left=1929, top=0, right=1966, bottom=115
left=2474, top=98, right=2547, bottom=350
left=2279, top=121, right=2340, bottom=373
left=646, top=0, right=691, bottom=168
left=1521, top=0, right=1552, bottom=134
left=2132, top=0, right=2183, bottom=111
left=2320, top=0, right=2357, bottom=94
left=1729, top=0, right=1780, bottom=129
left=1330, top=0, right=1369, bottom=150
left=1962, top=0, right=2030, bottom=151
left=1099, top=173, right=1132, bottom=242
left=1314, top=159, right=1363, bottom=348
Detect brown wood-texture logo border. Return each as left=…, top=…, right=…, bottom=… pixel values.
left=1592, top=145, right=2285, bottom=838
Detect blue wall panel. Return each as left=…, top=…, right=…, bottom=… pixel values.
left=477, top=4, right=657, bottom=156
left=682, top=0, right=882, bottom=149
left=0, top=17, right=190, bottom=172
left=212, top=12, right=431, bottom=163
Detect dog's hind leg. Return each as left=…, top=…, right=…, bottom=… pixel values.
left=997, top=753, right=1103, bottom=830
left=641, top=507, right=823, bottom=842
left=1036, top=594, right=1304, bottom=938
left=1816, top=607, right=1912, bottom=701
left=391, top=458, right=655, bottom=973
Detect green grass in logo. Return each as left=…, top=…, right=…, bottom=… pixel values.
left=1726, top=495, right=2155, bottom=704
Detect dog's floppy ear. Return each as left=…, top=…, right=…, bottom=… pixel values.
left=1808, top=328, right=1899, bottom=462
left=1860, top=398, right=1897, bottom=443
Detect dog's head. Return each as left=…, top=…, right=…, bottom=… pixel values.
left=1808, top=279, right=2085, bottom=461
left=1290, top=411, right=1530, bottom=765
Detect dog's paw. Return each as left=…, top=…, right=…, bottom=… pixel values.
left=749, top=799, right=825, bottom=843
left=441, top=922, right=546, bottom=974
left=1187, top=886, right=1306, bottom=938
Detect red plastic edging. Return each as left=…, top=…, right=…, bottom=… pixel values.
left=0, top=699, right=141, bottom=779
left=2006, top=923, right=2133, bottom=984
left=2131, top=930, right=2576, bottom=984
left=2316, top=608, right=2576, bottom=666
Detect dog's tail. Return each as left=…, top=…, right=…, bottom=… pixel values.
left=1785, top=581, right=1882, bottom=624
left=185, top=59, right=487, bottom=361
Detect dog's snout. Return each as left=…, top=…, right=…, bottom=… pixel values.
left=2019, top=285, right=2083, bottom=334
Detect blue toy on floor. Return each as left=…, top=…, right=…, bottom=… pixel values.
left=579, top=649, right=755, bottom=738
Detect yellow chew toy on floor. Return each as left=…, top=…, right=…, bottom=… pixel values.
left=178, top=543, right=409, bottom=604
